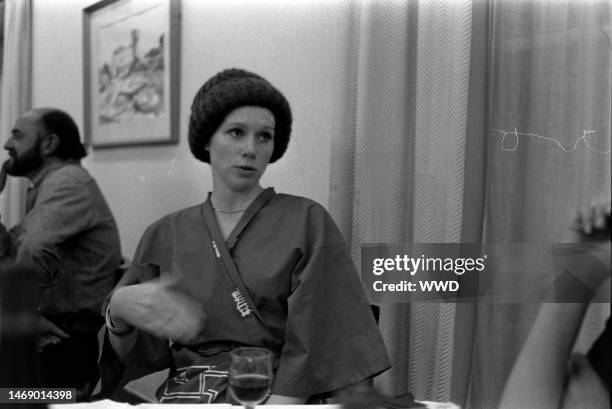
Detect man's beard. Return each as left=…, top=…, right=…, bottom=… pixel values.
left=5, top=138, right=44, bottom=177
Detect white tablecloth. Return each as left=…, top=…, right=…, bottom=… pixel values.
left=50, top=399, right=460, bottom=409
left=50, top=403, right=338, bottom=409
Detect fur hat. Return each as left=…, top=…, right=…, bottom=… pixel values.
left=188, top=68, right=292, bottom=164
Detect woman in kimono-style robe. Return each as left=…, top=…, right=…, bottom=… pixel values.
left=100, top=68, right=390, bottom=403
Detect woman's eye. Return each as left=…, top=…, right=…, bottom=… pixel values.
left=258, top=133, right=273, bottom=142
left=228, top=129, right=243, bottom=138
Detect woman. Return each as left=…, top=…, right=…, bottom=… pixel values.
left=100, top=68, right=390, bottom=403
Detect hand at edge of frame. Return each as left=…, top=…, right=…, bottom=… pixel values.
left=567, top=201, right=611, bottom=242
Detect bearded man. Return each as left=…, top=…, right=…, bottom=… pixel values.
left=0, top=108, right=122, bottom=400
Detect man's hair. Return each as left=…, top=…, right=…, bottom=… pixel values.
left=37, top=108, right=87, bottom=160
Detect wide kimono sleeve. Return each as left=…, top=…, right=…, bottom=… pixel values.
left=98, top=220, right=173, bottom=398
left=271, top=203, right=391, bottom=397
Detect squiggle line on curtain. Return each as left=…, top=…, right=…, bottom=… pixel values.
left=490, top=128, right=611, bottom=154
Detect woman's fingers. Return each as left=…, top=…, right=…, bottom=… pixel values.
left=37, top=335, right=62, bottom=352
left=110, top=282, right=205, bottom=344
left=37, top=315, right=70, bottom=338
left=573, top=201, right=611, bottom=239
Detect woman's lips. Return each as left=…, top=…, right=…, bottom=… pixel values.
left=234, top=165, right=257, bottom=176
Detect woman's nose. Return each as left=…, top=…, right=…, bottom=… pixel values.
left=240, top=135, right=257, bottom=158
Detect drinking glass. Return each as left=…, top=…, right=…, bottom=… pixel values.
left=229, top=347, right=273, bottom=408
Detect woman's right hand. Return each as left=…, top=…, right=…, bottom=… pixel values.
left=109, top=281, right=206, bottom=345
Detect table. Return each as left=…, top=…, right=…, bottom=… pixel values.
left=51, top=403, right=339, bottom=409
left=50, top=400, right=460, bottom=409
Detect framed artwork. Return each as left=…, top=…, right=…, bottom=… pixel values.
left=83, top=0, right=180, bottom=148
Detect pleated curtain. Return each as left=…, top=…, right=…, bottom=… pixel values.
left=328, top=0, right=610, bottom=407
left=468, top=1, right=611, bottom=408
left=0, top=0, right=32, bottom=228
left=329, top=0, right=473, bottom=402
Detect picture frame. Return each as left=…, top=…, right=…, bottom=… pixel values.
left=83, top=0, right=180, bottom=148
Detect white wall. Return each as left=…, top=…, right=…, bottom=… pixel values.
left=32, top=0, right=344, bottom=257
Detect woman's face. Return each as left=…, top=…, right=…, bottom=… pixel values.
left=206, top=106, right=275, bottom=194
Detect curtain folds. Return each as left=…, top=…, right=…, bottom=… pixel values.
left=0, top=0, right=32, bottom=227
left=409, top=0, right=472, bottom=402
left=469, top=1, right=611, bottom=408
left=329, top=0, right=473, bottom=402
left=329, top=0, right=610, bottom=407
